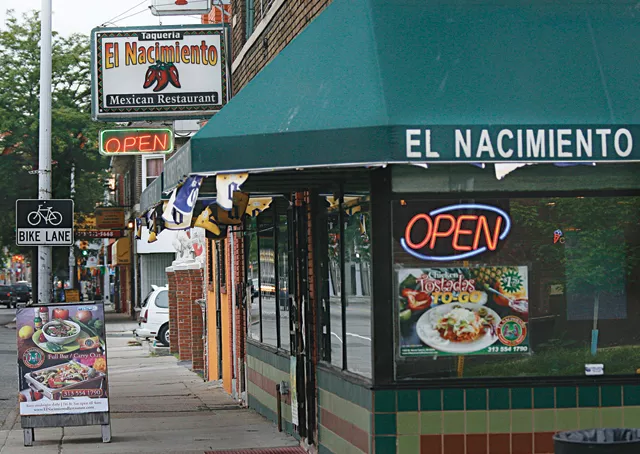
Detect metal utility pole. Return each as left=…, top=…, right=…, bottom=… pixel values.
left=103, top=187, right=110, bottom=308
left=37, top=0, right=53, bottom=304
left=68, top=163, right=75, bottom=290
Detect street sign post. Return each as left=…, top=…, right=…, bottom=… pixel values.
left=16, top=200, right=74, bottom=246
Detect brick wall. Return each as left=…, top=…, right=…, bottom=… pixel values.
left=190, top=268, right=205, bottom=372
left=230, top=0, right=333, bottom=94
left=166, top=268, right=178, bottom=354
left=175, top=267, right=193, bottom=361
left=233, top=231, right=246, bottom=398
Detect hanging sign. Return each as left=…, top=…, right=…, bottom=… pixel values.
left=150, top=0, right=213, bottom=16
left=398, top=203, right=511, bottom=262
left=397, top=266, right=529, bottom=357
left=99, top=128, right=174, bottom=155
left=91, top=25, right=229, bottom=121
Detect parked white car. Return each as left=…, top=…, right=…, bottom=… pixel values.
left=136, top=285, right=170, bottom=346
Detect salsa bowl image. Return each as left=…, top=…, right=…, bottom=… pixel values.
left=42, top=320, right=81, bottom=345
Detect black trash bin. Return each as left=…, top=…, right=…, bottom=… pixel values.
left=554, top=428, right=640, bottom=454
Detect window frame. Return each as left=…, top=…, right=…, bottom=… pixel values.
left=245, top=197, right=292, bottom=353
left=141, top=154, right=166, bottom=190
left=389, top=188, right=640, bottom=386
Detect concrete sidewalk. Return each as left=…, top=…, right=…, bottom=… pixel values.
left=0, top=314, right=299, bottom=453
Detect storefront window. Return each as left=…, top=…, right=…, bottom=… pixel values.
left=245, top=198, right=291, bottom=351
left=344, top=198, right=372, bottom=377
left=247, top=217, right=261, bottom=342
left=320, top=194, right=372, bottom=378
left=393, top=196, right=640, bottom=380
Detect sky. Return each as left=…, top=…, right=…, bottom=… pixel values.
left=0, top=0, right=207, bottom=37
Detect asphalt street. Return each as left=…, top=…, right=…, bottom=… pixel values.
left=250, top=295, right=372, bottom=377
left=0, top=307, right=17, bottom=430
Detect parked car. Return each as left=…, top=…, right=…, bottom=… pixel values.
left=0, top=285, right=12, bottom=308
left=136, top=285, right=169, bottom=346
left=11, top=283, right=31, bottom=307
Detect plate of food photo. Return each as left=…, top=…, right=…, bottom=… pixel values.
left=415, top=303, right=501, bottom=354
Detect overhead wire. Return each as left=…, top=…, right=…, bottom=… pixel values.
left=100, top=0, right=149, bottom=27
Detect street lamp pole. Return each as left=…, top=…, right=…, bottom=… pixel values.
left=68, top=163, right=75, bottom=290
left=37, top=0, right=53, bottom=304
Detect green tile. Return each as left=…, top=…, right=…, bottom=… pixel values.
left=443, top=389, right=464, bottom=411
left=623, top=385, right=640, bottom=406
left=420, top=411, right=442, bottom=435
left=578, top=386, right=599, bottom=408
left=420, top=389, right=442, bottom=411
left=601, top=385, right=622, bottom=407
left=511, top=388, right=532, bottom=409
left=376, top=390, right=396, bottom=413
left=533, top=409, right=555, bottom=432
left=556, top=409, right=579, bottom=431
left=466, top=411, right=487, bottom=434
left=511, top=409, right=533, bottom=433
left=578, top=408, right=600, bottom=429
left=466, top=389, right=487, bottom=410
left=375, top=413, right=397, bottom=435
left=398, top=435, right=420, bottom=454
left=398, top=390, right=419, bottom=412
left=601, top=407, right=623, bottom=427
left=397, top=412, right=420, bottom=435
left=375, top=436, right=397, bottom=453
left=443, top=411, right=465, bottom=434
left=556, top=387, right=577, bottom=409
left=624, top=406, right=640, bottom=426
left=489, top=410, right=510, bottom=433
left=489, top=388, right=510, bottom=410
left=534, top=388, right=555, bottom=409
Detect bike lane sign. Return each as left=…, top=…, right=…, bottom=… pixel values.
left=16, top=200, right=74, bottom=246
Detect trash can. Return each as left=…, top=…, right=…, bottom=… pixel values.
left=554, top=428, right=640, bottom=453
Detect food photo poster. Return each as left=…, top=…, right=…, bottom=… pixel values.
left=398, top=266, right=530, bottom=357
left=16, top=304, right=109, bottom=416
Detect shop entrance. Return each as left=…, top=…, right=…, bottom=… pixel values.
left=288, top=195, right=316, bottom=444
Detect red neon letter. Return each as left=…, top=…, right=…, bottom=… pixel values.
left=153, top=133, right=168, bottom=152
left=429, top=214, right=456, bottom=249
left=123, top=136, right=136, bottom=151
left=138, top=134, right=152, bottom=151
left=105, top=138, right=121, bottom=153
left=452, top=215, right=478, bottom=251
left=473, top=216, right=503, bottom=251
left=404, top=214, right=433, bottom=249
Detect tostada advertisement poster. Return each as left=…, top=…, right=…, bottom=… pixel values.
left=398, top=266, right=529, bottom=357
left=16, top=304, right=109, bottom=416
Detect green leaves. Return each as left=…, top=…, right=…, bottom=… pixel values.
left=0, top=10, right=111, bottom=263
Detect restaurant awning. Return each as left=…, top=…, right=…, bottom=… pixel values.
left=161, top=0, right=640, bottom=190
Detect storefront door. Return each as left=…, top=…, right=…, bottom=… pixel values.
left=289, top=196, right=316, bottom=444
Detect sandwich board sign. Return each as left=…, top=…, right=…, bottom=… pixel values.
left=16, top=200, right=74, bottom=246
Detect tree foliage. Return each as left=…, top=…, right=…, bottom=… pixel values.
left=0, top=10, right=111, bottom=269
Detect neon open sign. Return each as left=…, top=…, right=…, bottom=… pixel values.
left=99, top=128, right=174, bottom=155
left=401, top=204, right=511, bottom=261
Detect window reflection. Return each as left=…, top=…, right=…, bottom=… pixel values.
left=278, top=212, right=290, bottom=350
left=327, top=200, right=343, bottom=369
left=247, top=217, right=260, bottom=341
left=258, top=211, right=277, bottom=347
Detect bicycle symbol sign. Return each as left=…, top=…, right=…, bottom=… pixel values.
left=16, top=199, right=74, bottom=246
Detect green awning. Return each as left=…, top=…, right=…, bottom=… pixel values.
left=163, top=0, right=640, bottom=189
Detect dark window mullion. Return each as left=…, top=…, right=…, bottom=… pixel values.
left=256, top=216, right=263, bottom=343
left=273, top=202, right=281, bottom=349
left=339, top=187, right=347, bottom=370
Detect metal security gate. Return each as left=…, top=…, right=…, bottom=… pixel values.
left=139, top=253, right=174, bottom=300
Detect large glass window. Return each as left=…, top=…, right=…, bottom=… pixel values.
left=245, top=198, right=291, bottom=351
left=320, top=194, right=372, bottom=378
left=393, top=195, right=640, bottom=380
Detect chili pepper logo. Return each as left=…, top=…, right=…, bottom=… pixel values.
left=142, top=61, right=181, bottom=92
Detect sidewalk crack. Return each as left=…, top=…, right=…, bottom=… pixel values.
left=57, top=427, right=64, bottom=454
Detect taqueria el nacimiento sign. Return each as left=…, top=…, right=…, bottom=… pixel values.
left=403, top=125, right=639, bottom=162
left=91, top=25, right=229, bottom=120
left=398, top=267, right=529, bottom=357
